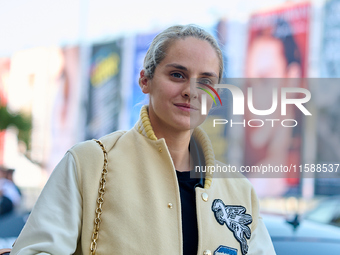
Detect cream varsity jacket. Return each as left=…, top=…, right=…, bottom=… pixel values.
left=11, top=106, right=276, bottom=255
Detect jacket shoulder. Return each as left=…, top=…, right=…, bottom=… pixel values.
left=67, top=130, right=127, bottom=189
left=69, top=130, right=127, bottom=155
left=98, top=130, right=127, bottom=151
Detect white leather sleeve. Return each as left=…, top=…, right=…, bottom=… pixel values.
left=248, top=217, right=277, bottom=255
left=10, top=152, right=82, bottom=255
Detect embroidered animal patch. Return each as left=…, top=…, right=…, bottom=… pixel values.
left=214, top=245, right=238, bottom=255
left=211, top=199, right=252, bottom=255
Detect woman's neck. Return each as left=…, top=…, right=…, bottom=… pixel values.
left=149, top=119, right=193, bottom=172
left=159, top=130, right=192, bottom=172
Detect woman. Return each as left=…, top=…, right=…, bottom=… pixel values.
left=10, top=25, right=275, bottom=255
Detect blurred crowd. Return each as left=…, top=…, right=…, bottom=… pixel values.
left=0, top=167, right=21, bottom=216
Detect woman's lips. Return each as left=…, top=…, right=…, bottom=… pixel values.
left=174, top=103, right=199, bottom=112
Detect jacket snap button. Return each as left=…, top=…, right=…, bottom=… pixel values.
left=168, top=203, right=173, bottom=209
left=201, top=192, right=208, bottom=202
left=203, top=250, right=211, bottom=255
left=158, top=147, right=162, bottom=153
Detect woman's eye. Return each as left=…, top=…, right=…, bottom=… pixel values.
left=171, top=72, right=184, bottom=79
left=198, top=78, right=213, bottom=86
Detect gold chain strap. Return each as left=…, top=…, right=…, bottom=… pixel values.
left=90, top=139, right=109, bottom=255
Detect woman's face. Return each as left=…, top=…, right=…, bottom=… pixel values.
left=141, top=37, right=220, bottom=133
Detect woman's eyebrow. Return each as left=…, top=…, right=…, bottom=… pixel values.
left=201, top=72, right=218, bottom=78
left=165, top=63, right=218, bottom=78
left=165, top=63, right=188, bottom=71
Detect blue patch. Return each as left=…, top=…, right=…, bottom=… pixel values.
left=214, top=245, right=238, bottom=255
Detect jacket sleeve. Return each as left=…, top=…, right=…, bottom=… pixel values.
left=248, top=216, right=276, bottom=255
left=10, top=152, right=82, bottom=255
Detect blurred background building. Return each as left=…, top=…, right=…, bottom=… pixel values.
left=0, top=0, right=340, bottom=214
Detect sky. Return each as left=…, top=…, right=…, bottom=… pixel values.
left=0, top=0, right=324, bottom=57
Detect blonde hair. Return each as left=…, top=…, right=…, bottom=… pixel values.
left=143, top=24, right=224, bottom=82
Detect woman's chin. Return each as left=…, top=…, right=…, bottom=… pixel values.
left=188, top=119, right=205, bottom=130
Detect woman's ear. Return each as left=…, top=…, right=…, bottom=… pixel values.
left=139, top=70, right=150, bottom=94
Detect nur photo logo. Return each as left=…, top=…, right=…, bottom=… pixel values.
left=196, top=82, right=222, bottom=115
left=198, top=82, right=312, bottom=128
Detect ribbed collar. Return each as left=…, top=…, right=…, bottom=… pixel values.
left=134, top=105, right=215, bottom=189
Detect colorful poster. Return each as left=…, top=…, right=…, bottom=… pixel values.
left=244, top=2, right=311, bottom=197
left=86, top=40, right=122, bottom=139
left=48, top=47, right=81, bottom=172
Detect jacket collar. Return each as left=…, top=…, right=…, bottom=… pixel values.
left=134, top=105, right=215, bottom=189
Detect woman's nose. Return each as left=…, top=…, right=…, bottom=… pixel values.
left=182, top=79, right=199, bottom=99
